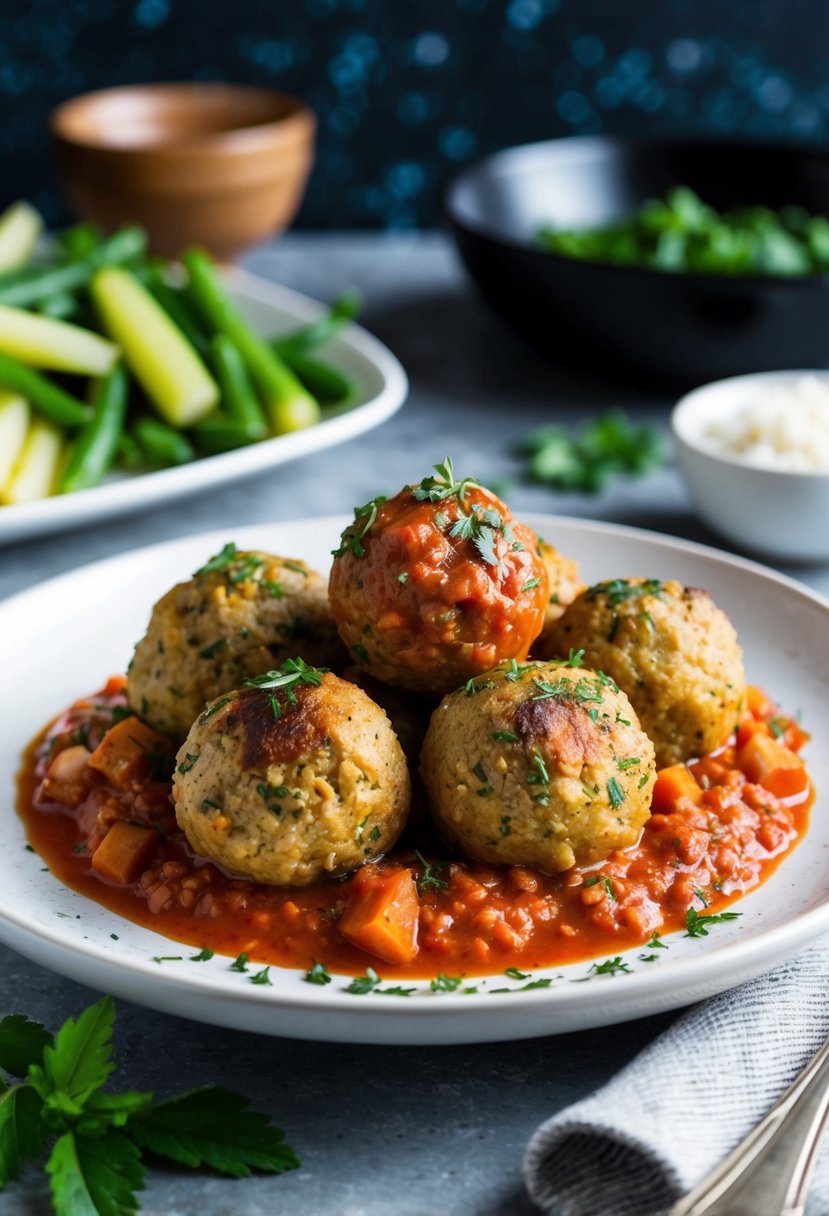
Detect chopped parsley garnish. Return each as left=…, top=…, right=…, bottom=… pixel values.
left=263, top=580, right=284, bottom=598
left=249, top=967, right=272, bottom=986
left=587, top=578, right=664, bottom=607
left=607, top=777, right=626, bottom=809
left=304, top=961, right=332, bottom=986
left=430, top=973, right=464, bottom=992
left=193, top=541, right=238, bottom=577
left=177, top=752, right=199, bottom=775
left=588, top=956, right=632, bottom=977
left=244, top=658, right=327, bottom=722
left=412, top=456, right=480, bottom=505
left=504, top=967, right=531, bottom=980
left=189, top=948, right=214, bottom=962
left=769, top=717, right=786, bottom=739
left=531, top=674, right=604, bottom=706
left=492, top=730, right=519, bottom=743
left=645, top=932, right=667, bottom=950
left=345, top=968, right=380, bottom=994
left=684, top=909, right=742, bottom=937
left=203, top=697, right=230, bottom=720
left=638, top=773, right=650, bottom=789
left=229, top=952, right=249, bottom=972
left=527, top=753, right=550, bottom=787
left=490, top=977, right=553, bottom=993
left=397, top=571, right=409, bottom=584
left=500, top=815, right=512, bottom=836
left=414, top=850, right=450, bottom=893
left=333, top=495, right=388, bottom=558
left=522, top=577, right=541, bottom=592
left=617, top=757, right=641, bottom=770
left=153, top=955, right=183, bottom=964
left=351, top=643, right=369, bottom=663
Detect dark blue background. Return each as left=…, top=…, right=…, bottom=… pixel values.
left=3, top=0, right=829, bottom=227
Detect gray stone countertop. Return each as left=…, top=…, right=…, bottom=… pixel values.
left=0, top=233, right=826, bottom=1216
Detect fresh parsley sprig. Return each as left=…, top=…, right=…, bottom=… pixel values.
left=518, top=410, right=664, bottom=494
left=332, top=495, right=388, bottom=558
left=684, top=908, right=742, bottom=937
left=0, top=997, right=298, bottom=1215
left=243, top=658, right=328, bottom=721
left=412, top=456, right=481, bottom=505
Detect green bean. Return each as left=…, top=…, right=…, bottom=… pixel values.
left=132, top=417, right=194, bottom=467
left=0, top=227, right=147, bottom=308
left=59, top=363, right=128, bottom=492
left=273, top=291, right=361, bottom=357
left=38, top=291, right=78, bottom=320
left=280, top=349, right=356, bottom=406
left=192, top=414, right=261, bottom=455
left=211, top=334, right=267, bottom=437
left=142, top=264, right=212, bottom=359
left=58, top=221, right=104, bottom=261
left=117, top=433, right=143, bottom=469
left=182, top=248, right=319, bottom=434
left=0, top=350, right=90, bottom=428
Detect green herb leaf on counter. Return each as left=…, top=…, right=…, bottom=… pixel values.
left=517, top=410, right=664, bottom=494
left=0, top=996, right=298, bottom=1215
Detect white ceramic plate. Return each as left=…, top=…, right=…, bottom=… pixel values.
left=1, top=516, right=827, bottom=1045
left=0, top=271, right=408, bottom=546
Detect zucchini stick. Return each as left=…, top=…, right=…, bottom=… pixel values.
left=183, top=248, right=319, bottom=435
left=91, top=267, right=219, bottom=427
left=0, top=350, right=90, bottom=428
left=60, top=364, right=128, bottom=493
left=1, top=418, right=63, bottom=504
left=0, top=391, right=29, bottom=487
left=0, top=305, right=118, bottom=375
left=0, top=201, right=42, bottom=273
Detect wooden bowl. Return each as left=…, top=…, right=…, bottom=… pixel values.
left=50, top=82, right=316, bottom=259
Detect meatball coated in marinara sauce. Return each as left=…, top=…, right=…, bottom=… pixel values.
left=540, top=578, right=746, bottom=768
left=173, top=660, right=411, bottom=887
left=127, top=545, right=343, bottom=739
left=420, top=659, right=656, bottom=873
left=328, top=459, right=549, bottom=695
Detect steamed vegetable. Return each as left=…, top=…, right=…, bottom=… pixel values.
left=1, top=418, right=63, bottom=504
left=183, top=248, right=319, bottom=434
left=91, top=267, right=219, bottom=427
left=59, top=364, right=128, bottom=493
left=0, top=201, right=42, bottom=271
left=0, top=210, right=362, bottom=509
left=0, top=304, right=118, bottom=375
left=0, top=391, right=29, bottom=488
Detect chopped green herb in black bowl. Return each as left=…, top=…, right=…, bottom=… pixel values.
left=443, top=136, right=829, bottom=385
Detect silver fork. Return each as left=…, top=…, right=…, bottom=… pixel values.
left=668, top=1033, right=829, bottom=1215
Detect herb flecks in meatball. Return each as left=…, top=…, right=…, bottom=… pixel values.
left=173, top=660, right=411, bottom=887
left=329, top=458, right=548, bottom=694
left=421, top=657, right=656, bottom=873
left=541, top=577, right=746, bottom=767
left=127, top=545, right=343, bottom=738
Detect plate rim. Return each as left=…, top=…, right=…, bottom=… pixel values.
left=2, top=513, right=828, bottom=1040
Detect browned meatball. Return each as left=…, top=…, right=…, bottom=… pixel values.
left=328, top=459, right=548, bottom=694
left=128, top=545, right=343, bottom=737
left=173, top=661, right=411, bottom=886
left=421, top=659, right=656, bottom=872
left=541, top=578, right=746, bottom=767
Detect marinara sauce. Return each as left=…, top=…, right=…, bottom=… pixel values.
left=17, top=679, right=811, bottom=979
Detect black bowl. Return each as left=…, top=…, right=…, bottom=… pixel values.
left=442, top=136, right=829, bottom=385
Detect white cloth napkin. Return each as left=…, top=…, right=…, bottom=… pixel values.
left=524, top=937, right=829, bottom=1216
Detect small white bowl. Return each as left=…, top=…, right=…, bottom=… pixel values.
left=671, top=369, right=829, bottom=564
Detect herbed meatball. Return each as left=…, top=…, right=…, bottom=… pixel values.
left=532, top=539, right=586, bottom=657
left=128, top=544, right=343, bottom=738
left=328, top=459, right=548, bottom=694
left=173, top=661, right=411, bottom=886
left=421, top=659, right=655, bottom=873
left=540, top=578, right=746, bottom=767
